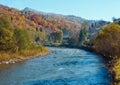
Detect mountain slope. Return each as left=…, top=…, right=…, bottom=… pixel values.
left=0, top=4, right=110, bottom=38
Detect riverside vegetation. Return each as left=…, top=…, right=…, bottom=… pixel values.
left=0, top=15, right=49, bottom=64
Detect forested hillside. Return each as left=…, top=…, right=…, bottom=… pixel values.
left=0, top=4, right=109, bottom=46
left=0, top=4, right=111, bottom=64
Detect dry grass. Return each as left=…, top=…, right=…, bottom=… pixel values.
left=0, top=47, right=49, bottom=62
left=113, top=59, right=120, bottom=85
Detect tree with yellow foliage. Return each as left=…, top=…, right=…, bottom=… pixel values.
left=93, top=23, right=120, bottom=59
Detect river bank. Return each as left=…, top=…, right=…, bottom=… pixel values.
left=0, top=47, right=50, bottom=64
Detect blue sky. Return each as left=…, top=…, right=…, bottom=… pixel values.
left=0, top=0, right=119, bottom=21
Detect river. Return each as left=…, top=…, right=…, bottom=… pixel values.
left=0, top=47, right=112, bottom=85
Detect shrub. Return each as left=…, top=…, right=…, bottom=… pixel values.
left=14, top=28, right=33, bottom=51
left=93, top=23, right=120, bottom=58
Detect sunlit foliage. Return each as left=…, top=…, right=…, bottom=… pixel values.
left=93, top=23, right=120, bottom=58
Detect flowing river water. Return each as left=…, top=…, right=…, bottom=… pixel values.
left=0, top=47, right=112, bottom=85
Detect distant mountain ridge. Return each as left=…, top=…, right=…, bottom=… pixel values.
left=22, top=7, right=109, bottom=21
left=22, top=7, right=110, bottom=29
left=0, top=4, right=110, bottom=36
left=22, top=7, right=45, bottom=15
left=66, top=15, right=87, bottom=23
left=0, top=4, right=9, bottom=8
left=22, top=7, right=87, bottom=23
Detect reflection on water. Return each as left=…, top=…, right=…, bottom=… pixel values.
left=0, top=47, right=112, bottom=85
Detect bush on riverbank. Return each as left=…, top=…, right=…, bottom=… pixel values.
left=93, top=23, right=120, bottom=59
